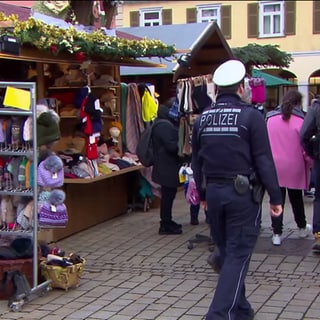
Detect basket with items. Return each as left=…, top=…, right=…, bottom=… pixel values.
left=40, top=251, right=85, bottom=291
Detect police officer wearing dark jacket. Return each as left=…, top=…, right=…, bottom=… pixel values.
left=300, top=97, right=320, bottom=251
left=152, top=104, right=182, bottom=235
left=191, top=60, right=283, bottom=320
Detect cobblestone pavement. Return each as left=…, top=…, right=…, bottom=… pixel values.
left=1, top=191, right=319, bottom=320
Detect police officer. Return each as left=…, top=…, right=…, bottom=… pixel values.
left=191, top=60, right=283, bottom=320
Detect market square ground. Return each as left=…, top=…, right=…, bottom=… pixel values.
left=1, top=190, right=320, bottom=320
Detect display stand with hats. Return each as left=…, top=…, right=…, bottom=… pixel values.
left=0, top=81, right=52, bottom=311
left=40, top=62, right=145, bottom=244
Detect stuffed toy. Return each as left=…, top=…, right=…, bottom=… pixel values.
left=108, top=121, right=122, bottom=147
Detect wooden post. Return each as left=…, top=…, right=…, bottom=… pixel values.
left=36, top=62, right=45, bottom=100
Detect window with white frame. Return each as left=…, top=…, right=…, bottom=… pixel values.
left=259, top=1, right=284, bottom=37
left=197, top=4, right=221, bottom=25
left=139, top=8, right=162, bottom=26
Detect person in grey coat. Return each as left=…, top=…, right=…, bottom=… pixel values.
left=152, top=104, right=182, bottom=234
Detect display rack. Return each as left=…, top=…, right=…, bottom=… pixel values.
left=0, top=82, right=51, bottom=311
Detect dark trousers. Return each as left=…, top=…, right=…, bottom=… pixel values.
left=205, top=183, right=260, bottom=320
left=160, top=186, right=177, bottom=224
left=271, top=187, right=306, bottom=235
left=313, top=160, right=320, bottom=233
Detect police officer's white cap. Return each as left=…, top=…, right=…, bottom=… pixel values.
left=213, top=60, right=246, bottom=86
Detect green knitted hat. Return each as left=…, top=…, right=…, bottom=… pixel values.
left=37, top=112, right=60, bottom=146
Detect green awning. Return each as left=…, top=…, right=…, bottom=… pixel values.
left=252, top=69, right=294, bottom=87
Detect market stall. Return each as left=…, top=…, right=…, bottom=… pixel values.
left=0, top=6, right=175, bottom=243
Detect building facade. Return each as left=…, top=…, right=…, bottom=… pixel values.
left=116, top=0, right=320, bottom=109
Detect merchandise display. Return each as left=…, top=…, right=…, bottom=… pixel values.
left=0, top=82, right=52, bottom=311
left=45, top=62, right=142, bottom=181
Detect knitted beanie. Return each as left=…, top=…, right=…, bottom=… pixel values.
left=38, top=189, right=68, bottom=227
left=84, top=92, right=103, bottom=119
left=0, top=119, right=4, bottom=143
left=23, top=117, right=32, bottom=142
left=37, top=112, right=60, bottom=146
left=18, top=157, right=28, bottom=187
left=38, top=154, right=64, bottom=188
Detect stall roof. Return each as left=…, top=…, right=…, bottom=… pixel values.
left=119, top=22, right=234, bottom=80
left=0, top=2, right=30, bottom=21
left=252, top=69, right=295, bottom=87
left=0, top=3, right=166, bottom=68
left=0, top=2, right=142, bottom=40
left=173, top=22, right=233, bottom=81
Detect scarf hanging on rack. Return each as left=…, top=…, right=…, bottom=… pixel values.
left=249, top=77, right=266, bottom=104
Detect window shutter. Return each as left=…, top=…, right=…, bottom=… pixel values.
left=162, top=9, right=172, bottom=25
left=285, top=1, right=296, bottom=35
left=247, top=3, right=258, bottom=38
left=313, top=1, right=320, bottom=34
left=186, top=8, right=197, bottom=24
left=130, top=11, right=139, bottom=27
left=221, top=5, right=231, bottom=39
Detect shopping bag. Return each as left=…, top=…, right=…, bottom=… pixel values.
left=186, top=178, right=200, bottom=205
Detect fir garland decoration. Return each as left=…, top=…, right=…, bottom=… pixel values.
left=0, top=13, right=176, bottom=60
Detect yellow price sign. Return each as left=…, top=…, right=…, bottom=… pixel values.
left=3, top=86, right=31, bottom=111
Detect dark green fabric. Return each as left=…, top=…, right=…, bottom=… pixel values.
left=252, top=69, right=294, bottom=87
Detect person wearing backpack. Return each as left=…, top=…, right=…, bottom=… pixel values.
left=152, top=104, right=182, bottom=235
left=301, top=96, right=320, bottom=251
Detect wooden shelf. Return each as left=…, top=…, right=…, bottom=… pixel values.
left=64, top=165, right=143, bottom=184
left=48, top=85, right=119, bottom=90
left=59, top=115, right=116, bottom=120
left=59, top=115, right=78, bottom=119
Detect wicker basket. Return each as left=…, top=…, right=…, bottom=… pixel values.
left=40, top=258, right=85, bottom=291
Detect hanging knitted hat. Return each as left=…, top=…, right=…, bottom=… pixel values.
left=38, top=154, right=64, bottom=188
left=18, top=157, right=28, bottom=187
left=23, top=116, right=33, bottom=142
left=0, top=119, right=4, bottom=143
left=37, top=112, right=61, bottom=146
left=1, top=195, right=15, bottom=225
left=84, top=92, right=103, bottom=120
left=36, top=103, right=60, bottom=146
left=38, top=189, right=68, bottom=227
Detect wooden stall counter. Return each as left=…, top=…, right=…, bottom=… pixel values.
left=39, top=165, right=143, bottom=243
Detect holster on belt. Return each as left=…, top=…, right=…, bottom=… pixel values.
left=234, top=175, right=250, bottom=195
left=206, top=175, right=250, bottom=195
left=249, top=172, right=265, bottom=203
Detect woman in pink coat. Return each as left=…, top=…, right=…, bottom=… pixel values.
left=266, top=90, right=313, bottom=246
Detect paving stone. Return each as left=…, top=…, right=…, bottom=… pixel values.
left=1, top=192, right=320, bottom=319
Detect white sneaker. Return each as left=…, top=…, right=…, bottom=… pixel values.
left=299, top=224, right=312, bottom=238
left=272, top=234, right=281, bottom=246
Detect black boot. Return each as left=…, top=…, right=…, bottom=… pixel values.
left=190, top=212, right=199, bottom=225
left=169, top=220, right=182, bottom=229
left=159, top=221, right=182, bottom=235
